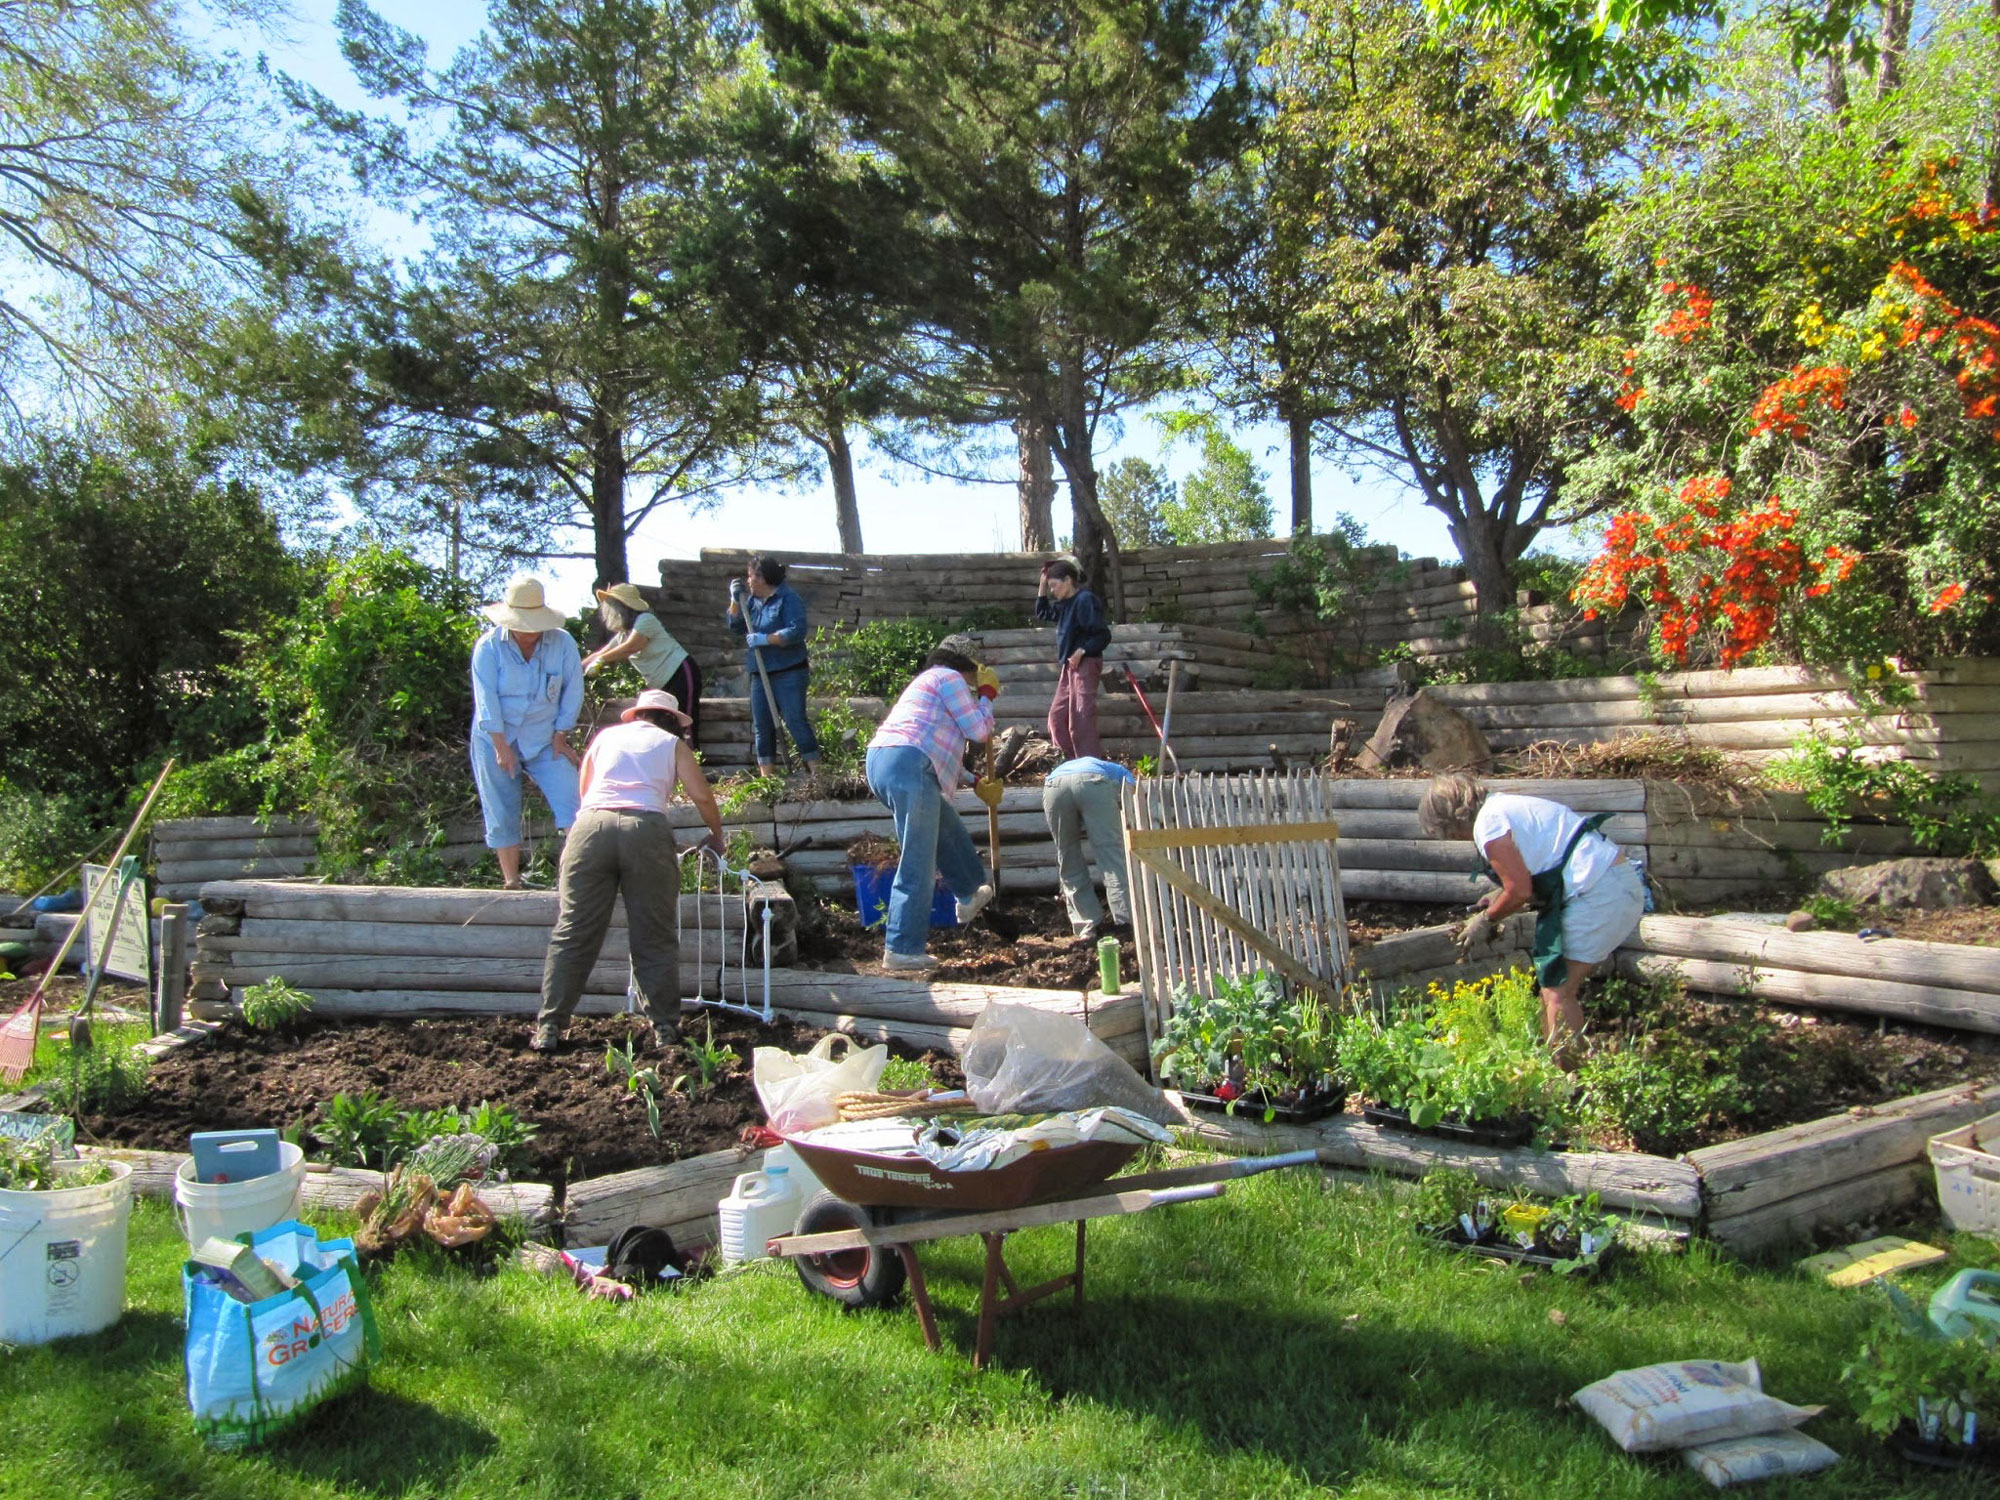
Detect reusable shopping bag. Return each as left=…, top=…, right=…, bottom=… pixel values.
left=183, top=1219, right=381, bottom=1450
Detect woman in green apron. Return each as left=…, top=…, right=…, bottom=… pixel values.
left=1418, top=773, right=1646, bottom=1056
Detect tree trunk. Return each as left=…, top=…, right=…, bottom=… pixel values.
left=1825, top=48, right=1849, bottom=114
left=1048, top=371, right=1124, bottom=620
left=1876, top=0, right=1912, bottom=95
left=826, top=415, right=863, bottom=554
left=1015, top=414, right=1056, bottom=550
left=590, top=411, right=629, bottom=586
left=1285, top=405, right=1313, bottom=535
left=1446, top=507, right=1515, bottom=620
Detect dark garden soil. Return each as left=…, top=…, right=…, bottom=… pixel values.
left=1853, top=905, right=2000, bottom=947
left=79, top=1012, right=959, bottom=1192
left=796, top=891, right=1139, bottom=991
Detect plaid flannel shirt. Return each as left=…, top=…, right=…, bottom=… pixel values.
left=869, top=666, right=995, bottom=792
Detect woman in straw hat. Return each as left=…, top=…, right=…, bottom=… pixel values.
left=470, top=574, right=586, bottom=890
left=581, top=581, right=703, bottom=749
left=533, top=688, right=726, bottom=1054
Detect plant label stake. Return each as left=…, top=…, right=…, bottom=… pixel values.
left=0, top=760, right=173, bottom=1079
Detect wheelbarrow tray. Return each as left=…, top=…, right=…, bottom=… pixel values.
left=782, top=1134, right=1142, bottom=1212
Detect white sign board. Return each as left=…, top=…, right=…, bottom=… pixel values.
left=81, top=862, right=151, bottom=986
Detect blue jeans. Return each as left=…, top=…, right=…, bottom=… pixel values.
left=471, top=735, right=580, bottom=847
left=865, top=746, right=988, bottom=957
left=749, top=662, right=821, bottom=765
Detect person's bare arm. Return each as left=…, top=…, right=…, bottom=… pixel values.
left=582, top=632, right=644, bottom=672
left=676, top=741, right=727, bottom=855
left=1478, top=833, right=1535, bottom=921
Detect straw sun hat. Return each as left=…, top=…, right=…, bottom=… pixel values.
left=595, top=582, right=651, bottom=613
left=483, top=575, right=567, bottom=632
left=621, top=689, right=691, bottom=726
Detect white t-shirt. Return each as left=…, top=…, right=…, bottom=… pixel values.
left=579, top=721, right=682, bottom=816
left=1472, top=793, right=1619, bottom=898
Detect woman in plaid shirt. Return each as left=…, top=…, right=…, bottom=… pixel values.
left=865, top=648, right=1002, bottom=971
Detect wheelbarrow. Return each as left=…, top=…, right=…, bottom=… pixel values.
left=767, top=1137, right=1318, bottom=1369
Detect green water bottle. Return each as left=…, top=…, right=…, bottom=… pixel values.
left=1098, top=935, right=1121, bottom=995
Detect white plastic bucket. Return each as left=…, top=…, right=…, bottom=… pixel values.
left=718, top=1166, right=802, bottom=1265
left=173, top=1140, right=307, bottom=1248
left=0, top=1159, right=134, bottom=1345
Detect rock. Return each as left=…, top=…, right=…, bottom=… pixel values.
left=1357, top=688, right=1492, bottom=773
left=1785, top=910, right=1816, bottom=932
left=1818, top=857, right=1996, bottom=911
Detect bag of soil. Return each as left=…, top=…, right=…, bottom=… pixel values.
left=960, top=1003, right=1171, bottom=1123
left=1573, top=1358, right=1822, bottom=1453
left=1682, top=1431, right=1839, bottom=1488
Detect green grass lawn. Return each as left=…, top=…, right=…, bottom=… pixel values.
left=4, top=1169, right=1997, bottom=1499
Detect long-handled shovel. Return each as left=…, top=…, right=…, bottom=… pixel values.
left=0, top=760, right=173, bottom=1080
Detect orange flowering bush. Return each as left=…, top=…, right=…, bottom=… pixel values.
left=1574, top=156, right=2000, bottom=666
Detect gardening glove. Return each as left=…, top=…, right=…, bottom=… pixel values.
left=729, top=577, right=746, bottom=601
left=744, top=632, right=769, bottom=648
left=975, top=665, right=1001, bottom=701
left=973, top=776, right=1005, bottom=809
left=1454, top=908, right=1495, bottom=957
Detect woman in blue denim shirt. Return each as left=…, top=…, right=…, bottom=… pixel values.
left=470, top=575, right=585, bottom=888
left=726, top=556, right=821, bottom=776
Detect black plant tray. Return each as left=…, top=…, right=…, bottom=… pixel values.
left=1893, top=1425, right=2000, bottom=1472
left=1179, top=1084, right=1346, bottom=1125
left=1419, top=1227, right=1616, bottom=1274
left=1363, top=1104, right=1536, bottom=1148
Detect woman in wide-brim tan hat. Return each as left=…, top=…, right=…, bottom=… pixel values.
left=470, top=575, right=585, bottom=889
left=580, top=581, right=704, bottom=749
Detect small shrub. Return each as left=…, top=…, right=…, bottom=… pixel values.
left=810, top=617, right=956, bottom=700
left=44, top=1038, right=150, bottom=1117
left=1770, top=729, right=2000, bottom=858
left=1843, top=1291, right=2000, bottom=1446
left=314, top=1089, right=402, bottom=1169
left=0, top=776, right=97, bottom=892
left=1410, top=1166, right=1482, bottom=1232
left=1802, top=892, right=1858, bottom=930
left=239, top=976, right=313, bottom=1032
left=1573, top=1047, right=1750, bottom=1156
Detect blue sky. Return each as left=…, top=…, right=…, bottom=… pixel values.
left=245, top=0, right=1478, bottom=601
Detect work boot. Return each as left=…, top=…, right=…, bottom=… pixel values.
left=647, top=1022, right=680, bottom=1054
left=529, top=1023, right=562, bottom=1053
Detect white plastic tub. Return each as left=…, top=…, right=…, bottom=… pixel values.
left=173, top=1141, right=307, bottom=1248
left=1928, top=1109, right=2000, bottom=1238
left=0, top=1159, right=134, bottom=1345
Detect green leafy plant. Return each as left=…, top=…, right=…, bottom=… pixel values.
left=43, top=1038, right=150, bottom=1117
left=878, top=1056, right=938, bottom=1092
left=238, top=976, right=312, bottom=1032
left=1770, top=729, right=2000, bottom=859
left=406, top=1132, right=500, bottom=1189
left=1411, top=1167, right=1483, bottom=1233
left=1801, top=892, right=1858, bottom=931
left=1843, top=1290, right=2000, bottom=1447
left=1337, top=970, right=1572, bottom=1138
left=393, top=1106, right=466, bottom=1161
left=684, top=1018, right=739, bottom=1094
left=809, top=617, right=956, bottom=700
left=460, top=1100, right=537, bottom=1172
left=1132, top=755, right=1159, bottom=777
left=1155, top=971, right=1341, bottom=1121
left=313, top=1089, right=402, bottom=1170
left=606, top=1036, right=679, bottom=1138
left=717, top=771, right=788, bottom=818
left=0, top=1125, right=113, bottom=1191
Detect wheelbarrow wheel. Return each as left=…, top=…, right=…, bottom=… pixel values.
left=792, top=1190, right=906, bottom=1309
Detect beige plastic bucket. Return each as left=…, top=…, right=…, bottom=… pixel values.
left=0, top=1159, right=134, bottom=1345
left=173, top=1141, right=306, bottom=1247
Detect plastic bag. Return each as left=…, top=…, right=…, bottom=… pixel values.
left=1683, top=1431, right=1839, bottom=1487
left=183, top=1219, right=380, bottom=1451
left=754, top=1033, right=888, bottom=1134
left=1573, top=1359, right=1822, bottom=1454
left=961, top=1004, right=1171, bottom=1123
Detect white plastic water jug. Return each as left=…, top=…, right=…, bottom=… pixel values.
left=718, top=1166, right=801, bottom=1265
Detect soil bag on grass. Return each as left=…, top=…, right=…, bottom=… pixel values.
left=1682, top=1431, right=1839, bottom=1488
left=1573, top=1359, right=1822, bottom=1453
left=184, top=1220, right=380, bottom=1451
left=962, top=1004, right=1171, bottom=1123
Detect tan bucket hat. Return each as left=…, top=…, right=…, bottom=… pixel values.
left=621, top=689, right=691, bottom=726
left=595, top=582, right=651, bottom=613
left=483, top=574, right=566, bottom=632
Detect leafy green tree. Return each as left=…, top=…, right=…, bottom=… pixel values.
left=1270, top=0, right=1635, bottom=614
left=0, top=430, right=299, bottom=801
left=1161, top=421, right=1274, bottom=543
left=1098, top=457, right=1175, bottom=546
left=0, top=0, right=294, bottom=403
left=267, top=0, right=773, bottom=585
left=759, top=0, right=1256, bottom=615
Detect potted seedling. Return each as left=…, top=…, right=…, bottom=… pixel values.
left=1844, top=1287, right=2000, bottom=1471
left=1156, top=972, right=1346, bottom=1124
left=0, top=1123, right=134, bottom=1344
left=1411, top=1167, right=1497, bottom=1245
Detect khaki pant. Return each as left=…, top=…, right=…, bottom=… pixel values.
left=1042, top=773, right=1130, bottom=936
left=538, top=808, right=682, bottom=1037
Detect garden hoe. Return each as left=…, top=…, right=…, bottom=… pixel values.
left=0, top=760, right=173, bottom=1080
left=972, top=739, right=1021, bottom=943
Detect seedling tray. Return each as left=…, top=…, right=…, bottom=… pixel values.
left=1893, top=1426, right=2000, bottom=1472
left=1363, top=1105, right=1536, bottom=1148
left=1177, top=1085, right=1346, bottom=1125
left=1420, top=1227, right=1615, bottom=1275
